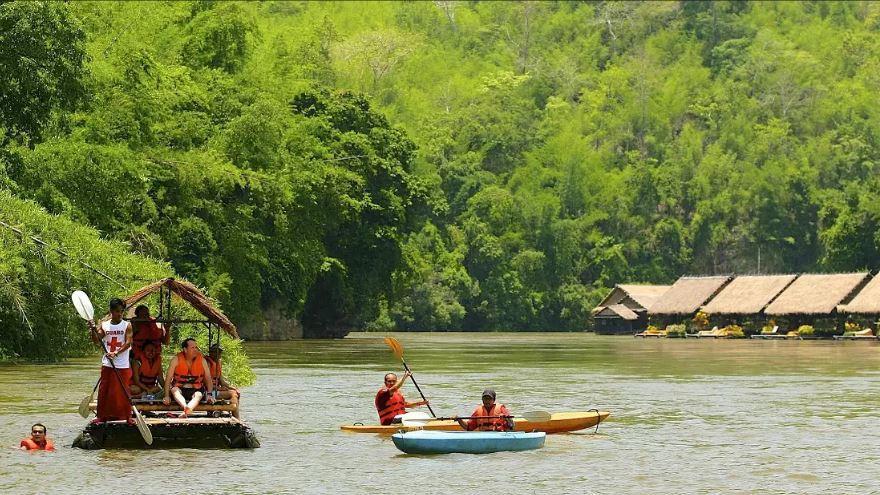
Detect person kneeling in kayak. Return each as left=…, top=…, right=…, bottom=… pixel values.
left=163, top=338, right=215, bottom=417
left=456, top=389, right=514, bottom=431
left=375, top=371, right=429, bottom=425
left=20, top=423, right=55, bottom=452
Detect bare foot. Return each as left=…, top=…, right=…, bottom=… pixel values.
left=182, top=407, right=191, bottom=417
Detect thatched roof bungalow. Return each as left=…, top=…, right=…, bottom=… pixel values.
left=837, top=274, right=880, bottom=315
left=764, top=272, right=870, bottom=316
left=648, top=275, right=732, bottom=316
left=592, top=284, right=671, bottom=334
left=701, top=274, right=797, bottom=315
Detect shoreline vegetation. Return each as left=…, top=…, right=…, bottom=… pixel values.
left=4, top=2, right=880, bottom=361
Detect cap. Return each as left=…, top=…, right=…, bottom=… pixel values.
left=481, top=389, right=496, bottom=399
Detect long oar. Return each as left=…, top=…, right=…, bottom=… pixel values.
left=383, top=337, right=436, bottom=417
left=401, top=410, right=551, bottom=427
left=78, top=378, right=100, bottom=418
left=71, top=291, right=153, bottom=445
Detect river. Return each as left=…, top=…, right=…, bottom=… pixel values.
left=1, top=332, right=879, bottom=494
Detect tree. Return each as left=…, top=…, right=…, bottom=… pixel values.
left=0, top=1, right=87, bottom=142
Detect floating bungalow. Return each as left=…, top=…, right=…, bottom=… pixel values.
left=647, top=275, right=732, bottom=323
left=591, top=284, right=670, bottom=334
left=73, top=278, right=259, bottom=450
left=701, top=274, right=797, bottom=320
left=763, top=272, right=870, bottom=330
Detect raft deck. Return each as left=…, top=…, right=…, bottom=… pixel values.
left=74, top=398, right=259, bottom=449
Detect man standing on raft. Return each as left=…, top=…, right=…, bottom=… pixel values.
left=375, top=371, right=429, bottom=425
left=88, top=298, right=134, bottom=423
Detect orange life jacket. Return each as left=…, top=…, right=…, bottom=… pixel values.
left=206, top=356, right=221, bottom=388
left=21, top=437, right=55, bottom=451
left=469, top=404, right=511, bottom=431
left=375, top=389, right=406, bottom=425
left=132, top=318, right=164, bottom=360
left=173, top=352, right=205, bottom=389
left=138, top=355, right=162, bottom=387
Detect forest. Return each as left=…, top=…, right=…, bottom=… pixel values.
left=2, top=1, right=880, bottom=359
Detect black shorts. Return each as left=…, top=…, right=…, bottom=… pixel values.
left=180, top=387, right=205, bottom=402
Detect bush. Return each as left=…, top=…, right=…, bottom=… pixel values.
left=723, top=324, right=744, bottom=338
left=665, top=324, right=686, bottom=338
left=797, top=325, right=815, bottom=337
left=845, top=321, right=861, bottom=333
left=692, top=311, right=709, bottom=330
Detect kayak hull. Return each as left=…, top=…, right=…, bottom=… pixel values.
left=392, top=430, right=545, bottom=455
left=341, top=410, right=609, bottom=434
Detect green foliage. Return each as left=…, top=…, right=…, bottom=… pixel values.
left=665, top=324, right=686, bottom=338
left=0, top=1, right=87, bottom=141
left=4, top=0, right=880, bottom=341
left=797, top=325, right=815, bottom=337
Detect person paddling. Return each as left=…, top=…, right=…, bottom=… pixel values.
left=163, top=338, right=214, bottom=417
left=20, top=423, right=55, bottom=452
left=375, top=371, right=429, bottom=425
left=88, top=298, right=134, bottom=423
left=456, top=389, right=514, bottom=431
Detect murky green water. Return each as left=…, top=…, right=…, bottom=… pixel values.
left=2, top=333, right=879, bottom=494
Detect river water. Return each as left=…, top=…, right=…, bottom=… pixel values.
left=1, top=332, right=879, bottom=494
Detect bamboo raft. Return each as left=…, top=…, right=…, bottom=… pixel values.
left=73, top=415, right=259, bottom=450
left=71, top=278, right=260, bottom=450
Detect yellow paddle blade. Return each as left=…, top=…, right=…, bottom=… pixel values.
left=384, top=336, right=403, bottom=360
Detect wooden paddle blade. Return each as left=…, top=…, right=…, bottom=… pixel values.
left=132, top=407, right=153, bottom=445
left=78, top=395, right=92, bottom=418
left=71, top=291, right=94, bottom=320
left=383, top=337, right=403, bottom=360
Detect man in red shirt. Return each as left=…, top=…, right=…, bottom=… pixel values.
left=456, top=389, right=514, bottom=431
left=374, top=371, right=429, bottom=425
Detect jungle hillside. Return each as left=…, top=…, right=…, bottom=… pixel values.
left=3, top=1, right=880, bottom=359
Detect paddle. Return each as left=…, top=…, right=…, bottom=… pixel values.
left=401, top=410, right=551, bottom=427
left=384, top=337, right=436, bottom=417
left=71, top=291, right=153, bottom=445
left=77, top=378, right=100, bottom=419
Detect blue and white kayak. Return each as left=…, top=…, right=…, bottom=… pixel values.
left=391, top=430, right=546, bottom=455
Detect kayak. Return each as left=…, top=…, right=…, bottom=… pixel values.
left=341, top=410, right=609, bottom=434
left=392, top=430, right=546, bottom=455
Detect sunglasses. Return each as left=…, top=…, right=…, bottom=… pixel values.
left=32, top=430, right=45, bottom=434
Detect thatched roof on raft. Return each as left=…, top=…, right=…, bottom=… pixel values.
left=113, top=277, right=238, bottom=338
left=837, top=274, right=880, bottom=314
left=700, top=274, right=798, bottom=315
left=764, top=272, right=870, bottom=316
left=648, top=275, right=732, bottom=316
left=592, top=284, right=671, bottom=316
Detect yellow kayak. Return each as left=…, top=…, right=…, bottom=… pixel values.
left=340, top=411, right=609, bottom=434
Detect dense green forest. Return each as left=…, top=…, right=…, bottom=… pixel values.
left=3, top=1, right=880, bottom=356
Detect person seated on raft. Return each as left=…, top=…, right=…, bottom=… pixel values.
left=455, top=389, right=514, bottom=432
left=20, top=423, right=55, bottom=452
left=205, top=344, right=240, bottom=419
left=130, top=341, right=164, bottom=399
left=131, top=305, right=171, bottom=363
left=375, top=371, right=429, bottom=425
left=162, top=338, right=214, bottom=417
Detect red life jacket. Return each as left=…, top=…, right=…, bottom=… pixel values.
left=132, top=318, right=164, bottom=360
left=21, top=437, right=55, bottom=451
left=468, top=403, right=511, bottom=431
left=206, top=356, right=221, bottom=388
left=138, top=355, right=162, bottom=387
left=173, top=352, right=205, bottom=389
left=375, top=389, right=406, bottom=425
